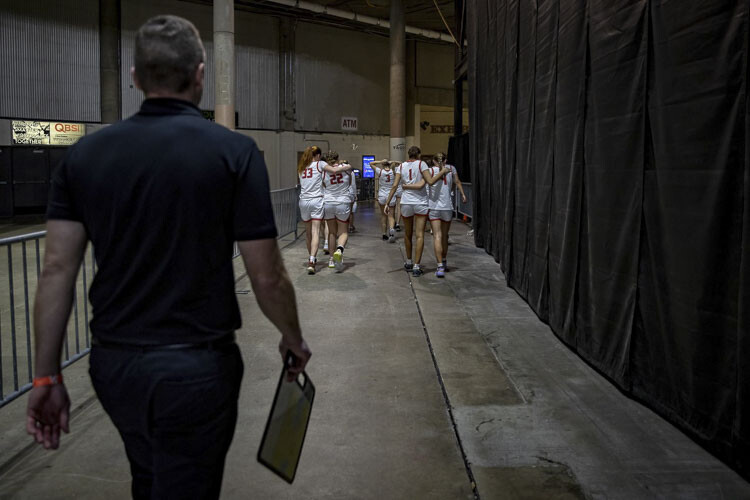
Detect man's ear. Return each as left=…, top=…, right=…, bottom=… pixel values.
left=130, top=67, right=143, bottom=91
left=194, top=62, right=205, bottom=89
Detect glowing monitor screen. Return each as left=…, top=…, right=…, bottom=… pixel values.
left=362, top=156, right=375, bottom=178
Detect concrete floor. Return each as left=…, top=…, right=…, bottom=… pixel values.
left=0, top=203, right=749, bottom=499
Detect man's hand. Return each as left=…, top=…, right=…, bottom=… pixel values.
left=279, top=337, right=312, bottom=382
left=26, top=385, right=70, bottom=449
left=461, top=193, right=467, bottom=204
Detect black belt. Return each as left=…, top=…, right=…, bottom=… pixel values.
left=91, top=332, right=236, bottom=352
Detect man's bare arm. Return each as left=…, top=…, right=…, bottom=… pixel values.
left=239, top=238, right=311, bottom=379
left=27, top=219, right=87, bottom=449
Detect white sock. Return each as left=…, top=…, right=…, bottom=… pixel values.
left=406, top=259, right=413, bottom=266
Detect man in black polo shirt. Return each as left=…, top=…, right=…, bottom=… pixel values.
left=25, top=15, right=310, bottom=499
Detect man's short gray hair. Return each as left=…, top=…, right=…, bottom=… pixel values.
left=134, top=15, right=205, bottom=93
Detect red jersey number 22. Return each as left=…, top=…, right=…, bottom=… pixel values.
left=330, top=173, right=344, bottom=184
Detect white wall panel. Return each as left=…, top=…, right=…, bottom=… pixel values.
left=121, top=0, right=279, bottom=129
left=295, top=23, right=389, bottom=135
left=0, top=0, right=100, bottom=122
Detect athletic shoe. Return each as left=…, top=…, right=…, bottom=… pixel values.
left=307, top=261, right=316, bottom=275
left=328, top=257, right=335, bottom=268
left=323, top=242, right=329, bottom=254
left=435, top=265, right=445, bottom=278
left=333, top=249, right=344, bottom=272
left=395, top=224, right=401, bottom=232
left=412, top=265, right=423, bottom=277
left=442, top=260, right=448, bottom=272
left=404, top=262, right=414, bottom=271
left=349, top=226, right=357, bottom=233
left=382, top=234, right=388, bottom=241
left=388, top=233, right=395, bottom=243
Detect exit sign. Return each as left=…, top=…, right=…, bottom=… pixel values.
left=341, top=116, right=358, bottom=131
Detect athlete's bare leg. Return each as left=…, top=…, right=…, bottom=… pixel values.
left=387, top=208, right=395, bottom=232
left=441, top=220, right=451, bottom=261
left=336, top=220, right=349, bottom=248
left=326, top=219, right=337, bottom=253
left=377, top=202, right=387, bottom=234
left=430, top=219, right=443, bottom=266
left=414, top=215, right=428, bottom=265
left=395, top=198, right=402, bottom=227
left=403, top=216, right=414, bottom=261
left=305, top=220, right=314, bottom=255
left=306, top=219, right=321, bottom=259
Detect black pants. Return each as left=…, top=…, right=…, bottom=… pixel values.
left=89, top=342, right=244, bottom=500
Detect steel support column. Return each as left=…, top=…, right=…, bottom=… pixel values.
left=99, top=0, right=121, bottom=123
left=214, top=0, right=235, bottom=130
left=390, top=0, right=406, bottom=161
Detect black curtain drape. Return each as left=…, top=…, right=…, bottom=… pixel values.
left=468, top=0, right=749, bottom=479
left=447, top=133, right=471, bottom=182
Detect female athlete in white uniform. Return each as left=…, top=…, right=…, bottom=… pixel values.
left=323, top=151, right=354, bottom=272
left=370, top=159, right=400, bottom=242
left=385, top=146, right=435, bottom=276
left=297, top=145, right=351, bottom=274
left=404, top=152, right=463, bottom=277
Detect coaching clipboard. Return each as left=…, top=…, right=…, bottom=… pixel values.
left=257, top=354, right=315, bottom=484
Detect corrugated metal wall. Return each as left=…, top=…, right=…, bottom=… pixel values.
left=295, top=23, right=389, bottom=135
left=121, top=0, right=279, bottom=129
left=0, top=0, right=100, bottom=122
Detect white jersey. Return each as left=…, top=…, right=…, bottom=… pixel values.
left=299, top=161, right=327, bottom=199
left=398, top=160, right=429, bottom=205
left=323, top=168, right=352, bottom=204
left=375, top=167, right=396, bottom=199
left=427, top=165, right=455, bottom=210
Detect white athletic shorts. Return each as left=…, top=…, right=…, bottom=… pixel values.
left=299, top=198, right=324, bottom=221
left=377, top=195, right=397, bottom=207
left=324, top=202, right=351, bottom=222
left=429, top=209, right=453, bottom=222
left=400, top=203, right=429, bottom=218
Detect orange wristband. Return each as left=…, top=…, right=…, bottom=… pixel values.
left=32, top=374, right=63, bottom=387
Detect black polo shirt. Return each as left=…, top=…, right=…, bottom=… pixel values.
left=48, top=98, right=277, bottom=345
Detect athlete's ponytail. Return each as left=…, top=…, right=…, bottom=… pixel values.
left=297, top=146, right=322, bottom=175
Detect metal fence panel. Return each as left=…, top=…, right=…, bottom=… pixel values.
left=455, top=182, right=473, bottom=218
left=271, top=187, right=300, bottom=239
left=2, top=187, right=302, bottom=409
left=0, top=232, right=94, bottom=408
